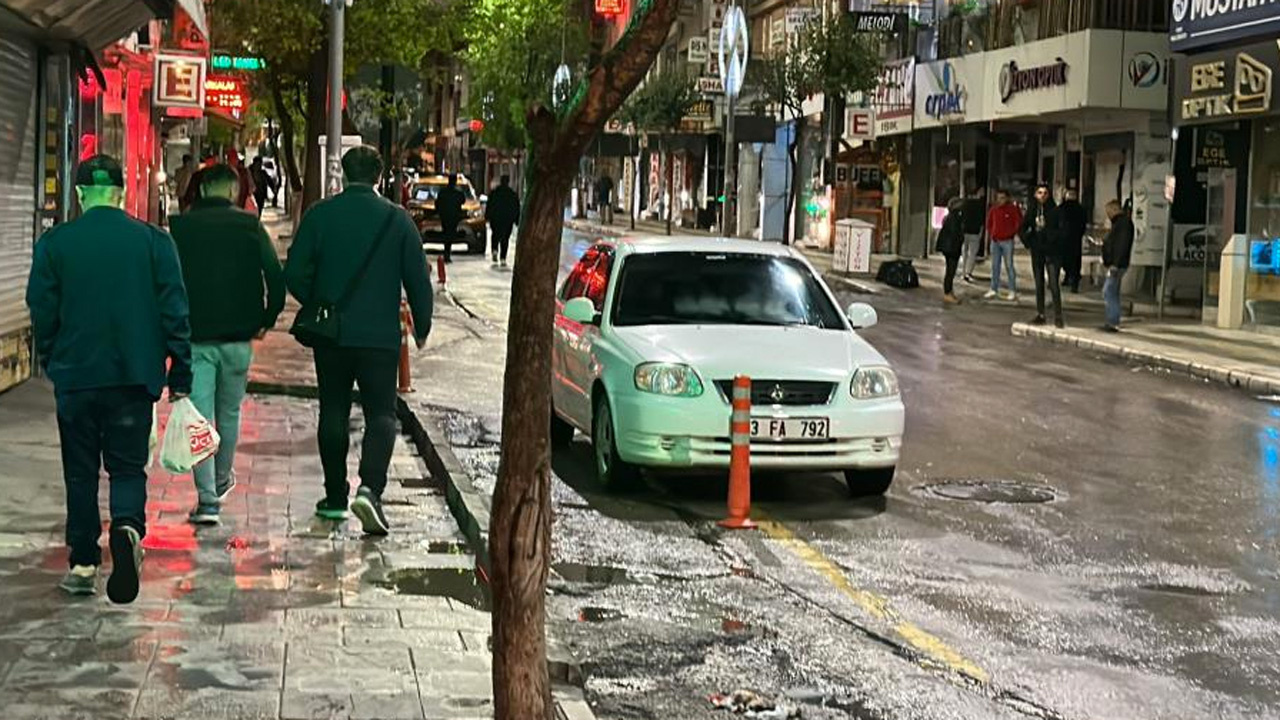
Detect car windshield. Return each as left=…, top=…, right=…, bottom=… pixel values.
left=612, top=252, right=845, bottom=329
left=413, top=179, right=475, bottom=203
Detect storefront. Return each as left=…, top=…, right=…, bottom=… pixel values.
left=1174, top=37, right=1280, bottom=330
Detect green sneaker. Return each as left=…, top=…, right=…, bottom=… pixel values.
left=315, top=498, right=348, bottom=521
left=59, top=565, right=97, bottom=596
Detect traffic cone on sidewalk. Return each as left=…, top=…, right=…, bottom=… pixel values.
left=398, top=300, right=413, bottom=394
left=436, top=256, right=447, bottom=288
left=719, top=375, right=757, bottom=530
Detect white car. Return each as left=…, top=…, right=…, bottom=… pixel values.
left=550, top=236, right=905, bottom=496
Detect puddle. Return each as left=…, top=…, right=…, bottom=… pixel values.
left=398, top=476, right=443, bottom=490
left=375, top=567, right=490, bottom=610
left=1138, top=583, right=1230, bottom=597
left=423, top=540, right=470, bottom=554
left=920, top=480, right=1057, bottom=504
left=553, top=562, right=634, bottom=585
left=577, top=606, right=625, bottom=623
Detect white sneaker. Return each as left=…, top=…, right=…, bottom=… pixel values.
left=983, top=290, right=998, bottom=299
left=1004, top=291, right=1019, bottom=301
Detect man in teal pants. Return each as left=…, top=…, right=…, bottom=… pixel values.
left=171, top=164, right=286, bottom=524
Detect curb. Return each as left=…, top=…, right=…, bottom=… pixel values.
left=564, top=219, right=623, bottom=238
left=1011, top=322, right=1280, bottom=395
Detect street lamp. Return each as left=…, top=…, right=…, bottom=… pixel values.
left=324, top=0, right=353, bottom=197
left=719, top=3, right=748, bottom=237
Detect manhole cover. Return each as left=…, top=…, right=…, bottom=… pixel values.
left=923, top=480, right=1057, bottom=504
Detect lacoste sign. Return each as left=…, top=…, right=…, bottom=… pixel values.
left=998, top=58, right=1069, bottom=103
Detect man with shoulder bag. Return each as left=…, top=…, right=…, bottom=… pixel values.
left=285, top=146, right=433, bottom=535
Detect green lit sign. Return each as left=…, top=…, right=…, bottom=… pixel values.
left=211, top=55, right=265, bottom=71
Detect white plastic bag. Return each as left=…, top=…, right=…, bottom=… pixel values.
left=160, top=398, right=220, bottom=474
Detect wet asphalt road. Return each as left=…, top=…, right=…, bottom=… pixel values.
left=429, top=231, right=1280, bottom=720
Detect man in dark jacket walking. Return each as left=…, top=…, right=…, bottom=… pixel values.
left=249, top=156, right=276, bottom=218
left=936, top=197, right=966, bottom=304
left=26, top=155, right=193, bottom=604
left=1058, top=188, right=1088, bottom=293
left=485, top=174, right=520, bottom=267
left=285, top=146, right=433, bottom=535
left=171, top=164, right=286, bottom=524
left=1020, top=183, right=1066, bottom=327
left=435, top=174, right=465, bottom=264
left=1100, top=200, right=1135, bottom=332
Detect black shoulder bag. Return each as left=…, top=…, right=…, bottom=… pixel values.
left=291, top=208, right=398, bottom=348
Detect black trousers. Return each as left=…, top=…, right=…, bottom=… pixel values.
left=1062, top=235, right=1083, bottom=289
left=441, top=221, right=459, bottom=261
left=491, top=224, right=513, bottom=261
left=55, top=386, right=152, bottom=568
left=1031, top=251, right=1063, bottom=320
left=943, top=253, right=960, bottom=295
left=314, top=346, right=399, bottom=502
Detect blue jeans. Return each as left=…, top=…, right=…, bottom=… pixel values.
left=1104, top=267, right=1126, bottom=328
left=189, top=342, right=253, bottom=507
left=990, top=240, right=1017, bottom=293
left=55, top=386, right=153, bottom=567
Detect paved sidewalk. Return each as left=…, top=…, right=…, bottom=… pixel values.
left=0, top=379, right=497, bottom=719
left=1013, top=321, right=1280, bottom=395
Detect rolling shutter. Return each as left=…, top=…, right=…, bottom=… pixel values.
left=0, top=36, right=38, bottom=391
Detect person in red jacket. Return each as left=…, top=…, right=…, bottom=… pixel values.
left=983, top=189, right=1023, bottom=300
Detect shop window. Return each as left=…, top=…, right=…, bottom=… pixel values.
left=1247, top=119, right=1280, bottom=328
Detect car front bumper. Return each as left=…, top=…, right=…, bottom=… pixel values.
left=610, top=391, right=904, bottom=471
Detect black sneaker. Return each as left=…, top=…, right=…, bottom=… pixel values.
left=59, top=565, right=97, bottom=596
left=350, top=487, right=390, bottom=536
left=1054, top=317, right=1066, bottom=329
left=315, top=498, right=349, bottom=521
left=1029, top=315, right=1047, bottom=325
left=106, top=525, right=143, bottom=604
left=1101, top=324, right=1121, bottom=333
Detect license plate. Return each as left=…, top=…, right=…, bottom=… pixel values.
left=750, top=417, right=830, bottom=441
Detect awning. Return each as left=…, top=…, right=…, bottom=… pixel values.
left=0, top=0, right=177, bottom=50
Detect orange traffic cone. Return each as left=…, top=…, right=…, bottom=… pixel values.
left=719, top=375, right=756, bottom=530
left=398, top=301, right=413, bottom=394
left=436, top=255, right=447, bottom=287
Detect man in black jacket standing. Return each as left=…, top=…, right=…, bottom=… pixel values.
left=1020, top=183, right=1066, bottom=327
left=485, top=174, right=520, bottom=267
left=1101, top=200, right=1134, bottom=332
left=26, top=155, right=192, bottom=603
left=435, top=174, right=465, bottom=264
left=1058, top=188, right=1088, bottom=293
left=285, top=146, right=433, bottom=535
left=171, top=164, right=286, bottom=525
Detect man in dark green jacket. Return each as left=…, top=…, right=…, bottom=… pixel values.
left=285, top=146, right=433, bottom=535
left=26, top=155, right=193, bottom=604
left=171, top=164, right=286, bottom=525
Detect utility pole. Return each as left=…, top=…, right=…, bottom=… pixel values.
left=380, top=64, right=396, bottom=198
left=325, top=0, right=349, bottom=197
left=719, top=1, right=748, bottom=237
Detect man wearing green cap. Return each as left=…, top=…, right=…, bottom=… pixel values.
left=25, top=154, right=193, bottom=604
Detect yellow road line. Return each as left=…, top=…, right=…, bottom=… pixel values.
left=754, top=517, right=991, bottom=684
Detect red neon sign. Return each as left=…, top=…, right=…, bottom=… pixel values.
left=205, top=75, right=248, bottom=120
left=595, top=0, right=624, bottom=18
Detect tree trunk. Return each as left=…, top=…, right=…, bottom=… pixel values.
left=302, top=45, right=327, bottom=212
left=490, top=145, right=575, bottom=720
left=269, top=77, right=303, bottom=195
left=785, top=120, right=804, bottom=246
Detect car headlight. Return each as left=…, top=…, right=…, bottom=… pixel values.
left=634, top=363, right=704, bottom=397
left=850, top=366, right=899, bottom=399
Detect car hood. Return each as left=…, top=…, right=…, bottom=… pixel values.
left=611, top=324, right=889, bottom=382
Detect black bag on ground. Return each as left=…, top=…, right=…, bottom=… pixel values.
left=876, top=259, right=920, bottom=289
left=291, top=208, right=398, bottom=348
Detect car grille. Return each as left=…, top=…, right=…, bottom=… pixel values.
left=714, top=379, right=837, bottom=407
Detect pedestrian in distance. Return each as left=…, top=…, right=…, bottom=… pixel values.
left=936, top=197, right=966, bottom=305
left=181, top=153, right=218, bottom=212
left=435, top=173, right=465, bottom=264
left=1020, top=183, right=1066, bottom=328
left=170, top=164, right=286, bottom=525
left=1058, top=188, right=1088, bottom=293
left=174, top=154, right=196, bottom=213
left=285, top=146, right=434, bottom=536
left=596, top=173, right=615, bottom=225
left=960, top=187, right=987, bottom=284
left=249, top=156, right=276, bottom=218
left=485, top=174, right=520, bottom=268
left=983, top=189, right=1023, bottom=301
left=1100, top=200, right=1135, bottom=333
left=25, top=155, right=193, bottom=603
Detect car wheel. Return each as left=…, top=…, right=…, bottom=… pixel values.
left=465, top=227, right=485, bottom=254
left=592, top=393, right=642, bottom=491
left=844, top=467, right=895, bottom=497
left=550, top=410, right=575, bottom=448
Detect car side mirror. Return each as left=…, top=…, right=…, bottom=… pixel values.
left=563, top=297, right=599, bottom=325
left=846, top=302, right=878, bottom=330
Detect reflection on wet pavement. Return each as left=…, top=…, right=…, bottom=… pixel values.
left=0, top=393, right=492, bottom=719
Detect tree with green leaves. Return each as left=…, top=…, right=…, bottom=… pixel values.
left=208, top=0, right=463, bottom=211
left=751, top=13, right=882, bottom=244
left=463, top=1, right=683, bottom=717
left=618, top=69, right=698, bottom=234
